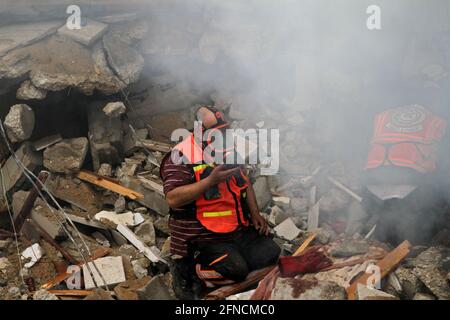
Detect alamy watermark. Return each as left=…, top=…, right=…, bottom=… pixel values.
left=170, top=121, right=280, bottom=175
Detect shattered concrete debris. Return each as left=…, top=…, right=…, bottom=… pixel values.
left=136, top=274, right=173, bottom=300
left=57, top=19, right=108, bottom=47
left=411, top=247, right=450, bottom=300
left=33, top=289, right=59, bottom=300
left=45, top=174, right=101, bottom=213
left=271, top=278, right=346, bottom=300
left=32, top=134, right=63, bottom=151
left=331, top=239, right=370, bottom=258
left=21, top=243, right=43, bottom=268
left=274, top=218, right=301, bottom=241
left=3, top=104, right=35, bottom=143
left=114, top=276, right=151, bottom=300
left=84, top=288, right=114, bottom=300
left=268, top=206, right=289, bottom=226
left=135, top=219, right=156, bottom=247
left=394, top=266, right=424, bottom=299
left=356, top=284, right=398, bottom=300
left=43, top=137, right=89, bottom=174
left=94, top=210, right=144, bottom=227
left=114, top=196, right=127, bottom=213
left=103, top=102, right=126, bottom=118
left=0, top=21, right=62, bottom=57
left=16, top=80, right=47, bottom=100
left=83, top=256, right=126, bottom=290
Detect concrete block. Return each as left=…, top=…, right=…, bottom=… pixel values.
left=273, top=218, right=301, bottom=241
left=43, top=137, right=89, bottom=174
left=83, top=256, right=126, bottom=289
left=57, top=18, right=108, bottom=46
left=4, top=104, right=35, bottom=143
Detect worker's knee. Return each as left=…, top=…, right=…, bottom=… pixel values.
left=216, top=254, right=249, bottom=282
left=248, top=238, right=281, bottom=270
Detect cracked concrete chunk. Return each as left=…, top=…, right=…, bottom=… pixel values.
left=0, top=21, right=62, bottom=57
left=4, top=104, right=35, bottom=143
left=412, top=247, right=450, bottom=300
left=83, top=256, right=126, bottom=290
left=137, top=274, right=173, bottom=300
left=272, top=278, right=346, bottom=300
left=16, top=80, right=47, bottom=100
left=103, top=31, right=144, bottom=85
left=43, top=137, right=89, bottom=174
left=0, top=142, right=42, bottom=193
left=58, top=18, right=108, bottom=47
left=273, top=218, right=301, bottom=241
left=135, top=220, right=156, bottom=247
left=103, top=101, right=126, bottom=118
left=33, top=289, right=58, bottom=300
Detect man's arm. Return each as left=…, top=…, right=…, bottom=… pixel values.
left=245, top=182, right=270, bottom=236
left=166, top=165, right=240, bottom=208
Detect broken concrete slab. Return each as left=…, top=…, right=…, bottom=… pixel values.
left=135, top=220, right=156, bottom=247
left=16, top=80, right=47, bottom=100
left=103, top=31, right=144, bottom=85
left=32, top=134, right=63, bottom=151
left=94, top=211, right=144, bottom=227
left=132, top=260, right=149, bottom=279
left=0, top=21, right=62, bottom=57
left=116, top=224, right=166, bottom=264
left=43, top=137, right=89, bottom=174
left=411, top=247, right=450, bottom=300
left=273, top=218, right=301, bottom=241
left=271, top=278, right=346, bottom=300
left=356, top=284, right=398, bottom=300
left=33, top=289, right=59, bottom=300
left=137, top=274, right=173, bottom=300
left=83, top=256, right=126, bottom=290
left=114, top=276, right=152, bottom=300
left=45, top=174, right=101, bottom=213
left=4, top=104, right=35, bottom=143
left=1, top=142, right=42, bottom=193
left=268, top=206, right=289, bottom=226
left=331, top=239, right=370, bottom=258
left=103, top=102, right=126, bottom=118
left=57, top=19, right=108, bottom=47
left=120, top=176, right=169, bottom=216
left=394, top=266, right=424, bottom=299
left=272, top=197, right=290, bottom=210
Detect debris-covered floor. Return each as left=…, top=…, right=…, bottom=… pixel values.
left=0, top=1, right=449, bottom=300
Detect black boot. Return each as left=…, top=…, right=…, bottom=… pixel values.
left=169, top=257, right=202, bottom=300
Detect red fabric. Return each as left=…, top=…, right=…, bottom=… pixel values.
left=365, top=106, right=446, bottom=173
left=278, top=247, right=332, bottom=277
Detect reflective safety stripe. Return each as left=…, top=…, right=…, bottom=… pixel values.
left=203, top=210, right=233, bottom=218
left=193, top=164, right=213, bottom=172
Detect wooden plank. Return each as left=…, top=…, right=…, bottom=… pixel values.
left=40, top=247, right=112, bottom=290
left=76, top=170, right=143, bottom=200
left=48, top=289, right=93, bottom=297
left=346, top=240, right=411, bottom=300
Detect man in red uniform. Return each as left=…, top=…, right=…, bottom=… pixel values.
left=160, top=106, right=280, bottom=299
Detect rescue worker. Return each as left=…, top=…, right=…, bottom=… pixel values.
left=160, top=105, right=280, bottom=299
left=363, top=105, right=448, bottom=245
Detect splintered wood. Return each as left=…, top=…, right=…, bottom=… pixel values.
left=346, top=240, right=411, bottom=300
left=76, top=170, right=143, bottom=200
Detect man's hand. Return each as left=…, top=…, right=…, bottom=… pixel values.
left=207, top=165, right=240, bottom=185
left=250, top=212, right=270, bottom=236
